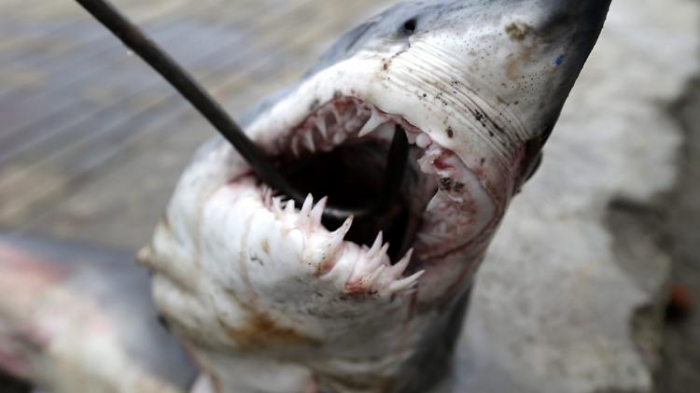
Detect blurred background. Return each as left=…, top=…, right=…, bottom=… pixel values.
left=0, top=0, right=698, bottom=392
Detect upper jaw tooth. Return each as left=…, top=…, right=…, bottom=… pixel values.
left=315, top=118, right=327, bottom=138
left=416, top=133, right=432, bottom=149
left=291, top=137, right=301, bottom=157
left=358, top=108, right=386, bottom=137
left=332, top=131, right=348, bottom=145
left=303, top=132, right=316, bottom=153
left=330, top=108, right=342, bottom=125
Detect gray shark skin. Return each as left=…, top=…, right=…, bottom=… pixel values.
left=141, top=1, right=612, bottom=392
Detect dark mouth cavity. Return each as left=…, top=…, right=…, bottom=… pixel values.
left=278, top=140, right=418, bottom=260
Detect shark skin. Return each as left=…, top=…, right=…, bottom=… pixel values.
left=139, top=1, right=612, bottom=392
left=0, top=234, right=197, bottom=393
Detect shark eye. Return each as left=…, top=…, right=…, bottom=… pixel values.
left=400, top=18, right=418, bottom=35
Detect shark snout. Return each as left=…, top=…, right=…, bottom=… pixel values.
left=493, top=0, right=612, bottom=147
left=537, top=0, right=612, bottom=44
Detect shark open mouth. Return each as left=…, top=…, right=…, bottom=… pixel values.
left=273, top=97, right=432, bottom=259
left=226, top=95, right=498, bottom=293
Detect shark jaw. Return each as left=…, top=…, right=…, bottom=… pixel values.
left=228, top=87, right=503, bottom=286
left=229, top=41, right=526, bottom=297
left=144, top=50, right=536, bottom=391
left=142, top=1, right=611, bottom=392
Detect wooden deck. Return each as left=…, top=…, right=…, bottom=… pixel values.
left=0, top=0, right=394, bottom=250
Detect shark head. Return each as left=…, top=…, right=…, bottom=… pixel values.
left=141, top=1, right=611, bottom=392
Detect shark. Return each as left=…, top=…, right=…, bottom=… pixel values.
left=0, top=0, right=611, bottom=392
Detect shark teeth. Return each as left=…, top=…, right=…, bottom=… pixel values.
left=366, top=265, right=386, bottom=287
left=368, top=244, right=389, bottom=272
left=272, top=196, right=283, bottom=214
left=389, top=270, right=424, bottom=293
left=262, top=189, right=421, bottom=296
left=358, top=108, right=387, bottom=137
left=261, top=187, right=273, bottom=207
left=261, top=96, right=482, bottom=295
left=334, top=216, right=353, bottom=239
left=310, top=197, right=327, bottom=224
left=332, top=130, right=348, bottom=145
left=291, top=137, right=301, bottom=157
left=301, top=194, right=314, bottom=217
left=302, top=132, right=316, bottom=153
left=286, top=98, right=400, bottom=157
left=416, top=133, right=432, bottom=149
left=276, top=194, right=330, bottom=231
left=390, top=248, right=413, bottom=277
left=368, top=231, right=383, bottom=257
left=330, top=108, right=342, bottom=125
left=315, top=117, right=327, bottom=138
